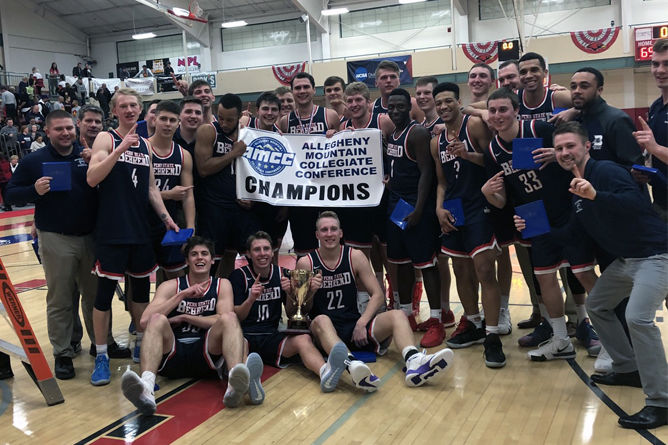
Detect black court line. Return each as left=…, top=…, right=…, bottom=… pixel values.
left=567, top=358, right=665, bottom=445
left=73, top=378, right=198, bottom=445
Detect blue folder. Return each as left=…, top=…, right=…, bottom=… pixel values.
left=352, top=350, right=376, bottom=363
left=512, top=138, right=543, bottom=170
left=553, top=107, right=568, bottom=115
left=136, top=120, right=149, bottom=138
left=443, top=198, right=465, bottom=227
left=161, top=228, right=194, bottom=246
left=42, top=162, right=71, bottom=191
left=390, top=199, right=414, bottom=230
left=515, top=200, right=551, bottom=238
left=632, top=164, right=667, bottom=187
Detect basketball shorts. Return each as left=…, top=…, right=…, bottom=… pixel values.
left=440, top=217, right=499, bottom=259
left=254, top=203, right=289, bottom=249
left=339, top=191, right=388, bottom=248
left=245, top=331, right=300, bottom=368
left=333, top=316, right=391, bottom=354
left=487, top=204, right=524, bottom=247
left=386, top=203, right=439, bottom=269
left=530, top=232, right=595, bottom=275
left=158, top=330, right=223, bottom=379
left=93, top=242, right=157, bottom=280
left=288, top=207, right=320, bottom=255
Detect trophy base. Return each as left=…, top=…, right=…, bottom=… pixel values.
left=282, top=319, right=310, bottom=335
left=281, top=328, right=312, bottom=335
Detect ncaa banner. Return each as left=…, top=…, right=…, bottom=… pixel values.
left=236, top=128, right=384, bottom=207
left=346, top=56, right=413, bottom=88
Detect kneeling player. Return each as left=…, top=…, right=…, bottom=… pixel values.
left=298, top=211, right=454, bottom=389
left=121, top=237, right=264, bottom=415
left=232, top=231, right=351, bottom=392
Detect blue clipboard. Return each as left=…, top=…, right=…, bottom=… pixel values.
left=443, top=198, right=465, bottom=227
left=515, top=200, right=551, bottom=238
left=42, top=162, right=71, bottom=191
left=390, top=199, right=414, bottom=230
left=161, top=228, right=194, bottom=246
left=512, top=138, right=543, bottom=170
left=136, top=120, right=149, bottom=138
left=632, top=164, right=667, bottom=187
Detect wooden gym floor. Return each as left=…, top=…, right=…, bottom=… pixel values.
left=0, top=209, right=666, bottom=445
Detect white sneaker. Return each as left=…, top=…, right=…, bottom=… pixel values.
left=498, top=307, right=512, bottom=335
left=246, top=353, right=265, bottom=405
left=405, top=348, right=454, bottom=387
left=594, top=346, right=613, bottom=374
left=121, top=370, right=156, bottom=416
left=347, top=360, right=379, bottom=392
left=528, top=337, right=576, bottom=361
left=320, top=342, right=347, bottom=393
left=224, top=363, right=250, bottom=408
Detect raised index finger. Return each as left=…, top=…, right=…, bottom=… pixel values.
left=571, top=165, right=582, bottom=179
left=638, top=116, right=651, bottom=131
left=128, top=123, right=137, bottom=135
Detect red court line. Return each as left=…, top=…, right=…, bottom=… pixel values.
left=89, top=367, right=280, bottom=444
left=0, top=220, right=32, bottom=231
left=0, top=209, right=35, bottom=219
left=15, top=279, right=47, bottom=291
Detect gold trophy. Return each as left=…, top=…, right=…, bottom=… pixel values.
left=285, top=269, right=315, bottom=333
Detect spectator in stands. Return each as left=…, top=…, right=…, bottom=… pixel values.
left=30, top=135, right=45, bottom=152
left=0, top=154, right=10, bottom=211
left=48, top=63, right=60, bottom=97
left=163, top=61, right=174, bottom=77
left=118, top=67, right=131, bottom=80
left=31, top=67, right=44, bottom=95
left=18, top=77, right=28, bottom=96
left=0, top=119, right=18, bottom=144
left=49, top=63, right=59, bottom=76
left=75, top=78, right=87, bottom=104
left=134, top=65, right=153, bottom=78
left=96, top=83, right=112, bottom=117
left=52, top=96, right=65, bottom=111
left=71, top=99, right=81, bottom=123
left=9, top=155, right=18, bottom=174
left=18, top=126, right=32, bottom=154
left=27, top=105, right=45, bottom=125
left=83, top=63, right=93, bottom=78
left=73, top=63, right=83, bottom=77
left=29, top=124, right=43, bottom=141
left=1, top=86, right=17, bottom=122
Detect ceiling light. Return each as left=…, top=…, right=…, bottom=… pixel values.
left=321, top=8, right=349, bottom=16
left=170, top=7, right=189, bottom=17
left=221, top=20, right=248, bottom=28
left=132, top=32, right=156, bottom=39
left=399, top=0, right=426, bottom=4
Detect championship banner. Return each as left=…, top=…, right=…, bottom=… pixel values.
left=272, top=62, right=306, bottom=86
left=236, top=128, right=384, bottom=207
left=570, top=27, right=620, bottom=54
left=347, top=55, right=413, bottom=88
left=461, top=41, right=498, bottom=64
left=124, top=77, right=155, bottom=95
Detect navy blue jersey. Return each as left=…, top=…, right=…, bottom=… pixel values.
left=386, top=121, right=423, bottom=207
left=231, top=264, right=286, bottom=334
left=423, top=116, right=444, bottom=136
left=438, top=115, right=487, bottom=217
left=518, top=87, right=556, bottom=121
left=150, top=142, right=184, bottom=229
left=198, top=121, right=237, bottom=207
left=97, top=128, right=151, bottom=244
left=173, top=126, right=195, bottom=158
left=371, top=97, right=387, bottom=119
left=648, top=97, right=667, bottom=210
left=287, top=105, right=329, bottom=134
left=168, top=276, right=221, bottom=342
left=308, top=245, right=360, bottom=325
left=249, top=116, right=281, bottom=133
left=341, top=113, right=381, bottom=130
left=485, top=120, right=572, bottom=227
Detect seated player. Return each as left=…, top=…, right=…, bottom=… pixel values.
left=120, top=236, right=265, bottom=415
left=232, top=231, right=351, bottom=392
left=297, top=211, right=454, bottom=389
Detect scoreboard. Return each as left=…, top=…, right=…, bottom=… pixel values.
left=635, top=24, right=668, bottom=62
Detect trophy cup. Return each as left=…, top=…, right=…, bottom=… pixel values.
left=284, top=269, right=315, bottom=334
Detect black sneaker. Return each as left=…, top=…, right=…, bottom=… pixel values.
left=446, top=318, right=486, bottom=349
left=89, top=342, right=132, bottom=359
left=54, top=356, right=75, bottom=380
left=483, top=333, right=506, bottom=368
left=0, top=352, right=13, bottom=380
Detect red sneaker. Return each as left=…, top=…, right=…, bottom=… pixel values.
left=449, top=316, right=473, bottom=340
left=407, top=314, right=419, bottom=332
left=412, top=280, right=423, bottom=315
left=416, top=316, right=440, bottom=332
left=441, top=309, right=456, bottom=328
left=420, top=319, right=445, bottom=348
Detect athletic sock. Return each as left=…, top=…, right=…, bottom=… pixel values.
left=402, top=346, right=419, bottom=363
left=576, top=304, right=588, bottom=323
left=538, top=303, right=549, bottom=320
left=141, top=371, right=156, bottom=390
left=486, top=325, right=500, bottom=335
left=429, top=309, right=440, bottom=319
left=467, top=313, right=483, bottom=329
left=400, top=303, right=412, bottom=316
left=95, top=344, right=108, bottom=358
left=500, top=295, right=510, bottom=311
left=550, top=316, right=569, bottom=340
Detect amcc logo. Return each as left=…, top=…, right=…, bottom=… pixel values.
left=243, top=136, right=295, bottom=176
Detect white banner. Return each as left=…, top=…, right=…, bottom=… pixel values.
left=90, top=77, right=121, bottom=93
left=65, top=76, right=89, bottom=96
left=123, top=78, right=155, bottom=95
left=236, top=128, right=384, bottom=207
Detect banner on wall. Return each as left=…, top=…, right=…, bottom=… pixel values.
left=91, top=77, right=121, bottom=93
left=235, top=127, right=384, bottom=207
left=169, top=55, right=201, bottom=74
left=570, top=27, right=620, bottom=54
left=191, top=72, right=216, bottom=89
left=156, top=75, right=183, bottom=93
left=461, top=41, right=499, bottom=64
left=272, top=62, right=306, bottom=86
left=124, top=78, right=154, bottom=95
left=116, top=62, right=139, bottom=79
left=346, top=56, right=413, bottom=87
left=64, top=76, right=90, bottom=97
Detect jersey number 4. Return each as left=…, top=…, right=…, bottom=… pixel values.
left=131, top=168, right=139, bottom=188
left=326, top=290, right=345, bottom=310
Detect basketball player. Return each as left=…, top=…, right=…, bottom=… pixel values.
left=188, top=80, right=217, bottom=124
left=274, top=86, right=295, bottom=118
left=148, top=101, right=196, bottom=279
left=371, top=60, right=424, bottom=122
left=173, top=96, right=204, bottom=158
left=482, top=88, right=598, bottom=361
left=429, top=83, right=506, bottom=367
left=324, top=75, right=347, bottom=119
left=468, top=63, right=495, bottom=103
left=517, top=52, right=571, bottom=121
left=279, top=72, right=339, bottom=255
left=232, top=231, right=350, bottom=392
left=298, top=211, right=454, bottom=389
left=87, top=88, right=179, bottom=385
left=195, top=93, right=260, bottom=277
left=498, top=60, right=521, bottom=89
left=242, top=92, right=282, bottom=132
left=384, top=88, right=443, bottom=348
left=144, top=100, right=159, bottom=137
left=121, top=236, right=265, bottom=415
